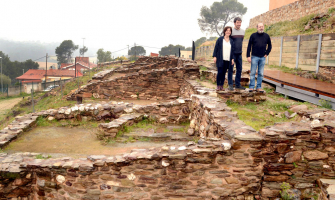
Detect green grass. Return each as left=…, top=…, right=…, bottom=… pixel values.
left=137, top=137, right=151, bottom=142
left=244, top=13, right=335, bottom=39
left=268, top=65, right=302, bottom=74
left=199, top=66, right=208, bottom=71
left=35, top=154, right=52, bottom=159
left=225, top=91, right=317, bottom=131
left=226, top=93, right=298, bottom=131
left=319, top=99, right=333, bottom=109
left=0, top=63, right=121, bottom=130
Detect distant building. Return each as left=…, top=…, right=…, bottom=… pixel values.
left=60, top=57, right=97, bottom=73
left=180, top=51, right=192, bottom=59
left=150, top=53, right=159, bottom=57
left=269, top=0, right=297, bottom=11
left=16, top=69, right=82, bottom=93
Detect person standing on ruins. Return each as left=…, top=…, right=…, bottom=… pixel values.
left=213, top=26, right=235, bottom=91
left=246, top=23, right=272, bottom=92
left=229, top=17, right=246, bottom=91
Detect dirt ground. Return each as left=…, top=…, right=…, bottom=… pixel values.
left=0, top=98, right=22, bottom=118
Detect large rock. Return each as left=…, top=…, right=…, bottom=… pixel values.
left=285, top=151, right=302, bottom=163
left=290, top=105, right=308, bottom=112
left=303, top=150, right=328, bottom=161
left=262, top=187, right=279, bottom=198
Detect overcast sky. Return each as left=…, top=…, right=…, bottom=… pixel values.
left=1, top=0, right=269, bottom=57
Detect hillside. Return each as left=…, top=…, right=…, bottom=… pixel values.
left=245, top=9, right=335, bottom=39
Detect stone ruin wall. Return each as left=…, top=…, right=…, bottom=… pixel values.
left=1, top=56, right=335, bottom=199
left=249, top=0, right=335, bottom=28
left=67, top=58, right=199, bottom=101
left=2, top=89, right=335, bottom=199
left=97, top=60, right=130, bottom=67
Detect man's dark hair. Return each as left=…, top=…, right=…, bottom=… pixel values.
left=234, top=17, right=242, bottom=23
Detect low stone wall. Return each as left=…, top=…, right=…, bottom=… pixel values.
left=67, top=67, right=200, bottom=101
left=180, top=79, right=266, bottom=104
left=98, top=99, right=191, bottom=138
left=97, top=60, right=130, bottom=67
left=249, top=0, right=335, bottom=28
left=1, top=89, right=335, bottom=199
left=2, top=55, right=335, bottom=199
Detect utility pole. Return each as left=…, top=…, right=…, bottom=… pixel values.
left=82, top=38, right=85, bottom=57
left=23, top=69, right=24, bottom=75
left=0, top=57, right=2, bottom=94
left=134, top=43, right=136, bottom=61
left=127, top=45, right=129, bottom=59
left=75, top=57, right=77, bottom=78
left=45, top=53, right=48, bottom=90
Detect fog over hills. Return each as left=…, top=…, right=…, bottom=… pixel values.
left=0, top=39, right=97, bottom=63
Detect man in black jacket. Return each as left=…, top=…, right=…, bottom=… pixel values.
left=246, top=23, right=272, bottom=92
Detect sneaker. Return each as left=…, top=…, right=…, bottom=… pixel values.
left=235, top=85, right=246, bottom=90
left=228, top=85, right=234, bottom=91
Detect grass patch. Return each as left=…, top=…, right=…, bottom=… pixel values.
left=319, top=99, right=333, bottom=109
left=35, top=154, right=52, bottom=159
left=199, top=66, right=208, bottom=71
left=137, top=137, right=151, bottom=142
left=244, top=13, right=335, bottom=39
left=226, top=89, right=301, bottom=131
left=0, top=63, right=121, bottom=130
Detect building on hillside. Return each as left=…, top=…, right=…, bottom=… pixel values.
left=180, top=51, right=192, bottom=59
left=150, top=53, right=159, bottom=57
left=270, top=0, right=297, bottom=11
left=16, top=69, right=82, bottom=93
left=60, top=57, right=97, bottom=73
left=37, top=62, right=58, bottom=70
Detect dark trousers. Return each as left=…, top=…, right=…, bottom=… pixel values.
left=228, top=53, right=243, bottom=87
left=217, top=60, right=230, bottom=86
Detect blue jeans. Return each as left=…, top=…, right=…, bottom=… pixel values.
left=228, top=53, right=242, bottom=87
left=249, top=56, right=266, bottom=89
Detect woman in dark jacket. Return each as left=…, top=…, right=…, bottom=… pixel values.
left=212, top=26, right=235, bottom=91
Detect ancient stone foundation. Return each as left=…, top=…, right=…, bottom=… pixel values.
left=1, top=56, right=335, bottom=199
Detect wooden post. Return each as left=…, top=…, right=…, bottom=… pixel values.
left=279, top=36, right=283, bottom=66
left=316, top=34, right=322, bottom=74
left=295, top=35, right=301, bottom=69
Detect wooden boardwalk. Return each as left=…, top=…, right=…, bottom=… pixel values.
left=263, top=70, right=335, bottom=98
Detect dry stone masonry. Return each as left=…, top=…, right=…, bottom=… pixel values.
left=67, top=57, right=199, bottom=101
left=249, top=0, right=335, bottom=28
left=0, top=56, right=335, bottom=199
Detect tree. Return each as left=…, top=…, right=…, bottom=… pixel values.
left=79, top=46, right=88, bottom=56
left=128, top=46, right=146, bottom=56
left=159, top=44, right=185, bottom=56
left=96, top=48, right=112, bottom=63
left=208, top=37, right=218, bottom=41
left=116, top=56, right=127, bottom=61
left=198, top=0, right=247, bottom=36
left=185, top=47, right=192, bottom=51
left=0, top=51, right=39, bottom=83
left=0, top=73, right=11, bottom=86
left=195, top=37, right=207, bottom=48
left=55, top=40, right=78, bottom=65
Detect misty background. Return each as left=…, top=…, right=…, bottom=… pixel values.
left=0, top=39, right=98, bottom=63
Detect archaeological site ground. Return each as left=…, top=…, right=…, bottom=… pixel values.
left=0, top=56, right=335, bottom=199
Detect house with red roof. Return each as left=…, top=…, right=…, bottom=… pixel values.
left=60, top=57, right=97, bottom=72
left=150, top=53, right=159, bottom=57
left=16, top=69, right=82, bottom=93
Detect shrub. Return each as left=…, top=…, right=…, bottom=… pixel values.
left=319, top=99, right=332, bottom=109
